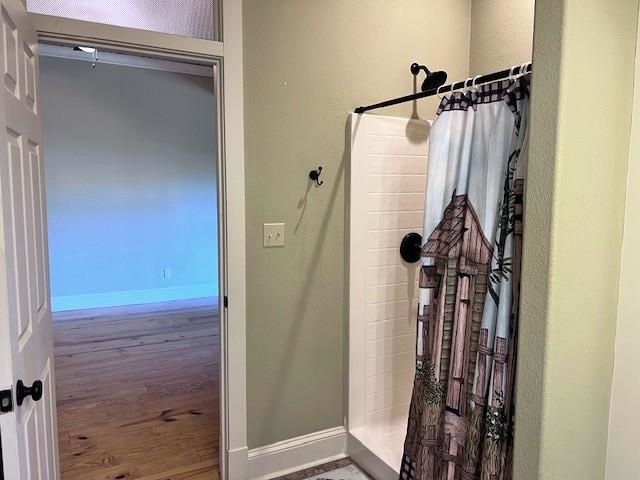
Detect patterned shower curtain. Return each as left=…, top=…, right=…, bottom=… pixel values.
left=400, top=74, right=530, bottom=480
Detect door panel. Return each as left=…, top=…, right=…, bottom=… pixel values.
left=23, top=140, right=37, bottom=325
left=20, top=401, right=38, bottom=478
left=7, top=127, right=32, bottom=342
left=29, top=141, right=47, bottom=317
left=23, top=43, right=36, bottom=111
left=0, top=0, right=59, bottom=478
left=1, top=6, right=18, bottom=96
left=37, top=361, right=55, bottom=480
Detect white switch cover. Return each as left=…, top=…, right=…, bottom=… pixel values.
left=263, top=223, right=285, bottom=247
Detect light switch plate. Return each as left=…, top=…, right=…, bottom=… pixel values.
left=263, top=223, right=285, bottom=247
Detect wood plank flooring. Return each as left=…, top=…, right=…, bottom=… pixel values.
left=53, top=298, right=220, bottom=480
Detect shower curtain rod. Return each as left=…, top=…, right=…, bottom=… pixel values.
left=354, top=62, right=532, bottom=114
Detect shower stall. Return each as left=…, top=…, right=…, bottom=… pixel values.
left=347, top=61, right=532, bottom=479
left=347, top=113, right=429, bottom=479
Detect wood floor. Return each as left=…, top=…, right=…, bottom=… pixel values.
left=53, top=298, right=220, bottom=480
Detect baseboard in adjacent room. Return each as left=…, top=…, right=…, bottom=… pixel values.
left=248, top=426, right=347, bottom=480
left=52, top=283, right=218, bottom=311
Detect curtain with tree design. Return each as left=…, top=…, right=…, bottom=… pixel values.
left=400, top=74, right=530, bottom=480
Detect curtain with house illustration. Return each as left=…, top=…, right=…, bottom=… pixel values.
left=400, top=74, right=530, bottom=480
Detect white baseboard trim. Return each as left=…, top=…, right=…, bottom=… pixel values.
left=248, top=426, right=348, bottom=480
left=52, top=283, right=218, bottom=311
left=226, top=445, right=249, bottom=480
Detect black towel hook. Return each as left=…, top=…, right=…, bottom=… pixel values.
left=309, top=167, right=324, bottom=186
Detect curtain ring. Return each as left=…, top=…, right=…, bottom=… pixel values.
left=464, top=77, right=473, bottom=93
left=508, top=65, right=518, bottom=82
left=436, top=83, right=448, bottom=99
left=519, top=62, right=528, bottom=77
left=471, top=75, right=482, bottom=90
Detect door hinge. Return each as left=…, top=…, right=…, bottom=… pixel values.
left=223, top=296, right=228, bottom=308
left=0, top=389, right=13, bottom=414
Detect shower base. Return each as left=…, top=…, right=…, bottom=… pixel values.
left=349, top=418, right=407, bottom=480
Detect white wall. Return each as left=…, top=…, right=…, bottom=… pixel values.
left=40, top=56, right=219, bottom=311
left=349, top=115, right=429, bottom=471
left=606, top=10, right=640, bottom=478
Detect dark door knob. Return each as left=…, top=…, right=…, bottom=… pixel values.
left=16, top=380, right=43, bottom=406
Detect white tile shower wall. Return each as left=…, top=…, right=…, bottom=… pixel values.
left=349, top=114, right=429, bottom=455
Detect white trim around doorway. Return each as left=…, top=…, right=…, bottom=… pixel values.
left=31, top=13, right=224, bottom=61
left=39, top=43, right=215, bottom=77
left=30, top=3, right=249, bottom=479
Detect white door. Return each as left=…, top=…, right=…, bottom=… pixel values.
left=0, top=0, right=59, bottom=478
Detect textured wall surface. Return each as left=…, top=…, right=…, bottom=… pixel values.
left=515, top=0, right=639, bottom=478
left=469, top=0, right=534, bottom=75
left=41, top=57, right=218, bottom=310
left=243, top=0, right=471, bottom=449
left=606, top=12, right=640, bottom=479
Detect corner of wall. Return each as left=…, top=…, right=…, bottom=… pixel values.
left=468, top=0, right=535, bottom=75
left=516, top=0, right=639, bottom=479
left=605, top=4, right=640, bottom=478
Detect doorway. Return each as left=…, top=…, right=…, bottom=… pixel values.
left=40, top=48, right=220, bottom=479
left=0, top=0, right=247, bottom=477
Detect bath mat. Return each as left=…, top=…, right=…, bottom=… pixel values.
left=305, top=464, right=369, bottom=480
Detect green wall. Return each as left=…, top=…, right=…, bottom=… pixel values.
left=514, top=0, right=639, bottom=478
left=243, top=2, right=640, bottom=475
left=469, top=0, right=534, bottom=75
left=607, top=10, right=640, bottom=476
left=243, top=0, right=471, bottom=449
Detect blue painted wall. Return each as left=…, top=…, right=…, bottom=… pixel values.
left=40, top=56, right=218, bottom=311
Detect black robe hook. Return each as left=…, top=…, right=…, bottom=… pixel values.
left=309, top=167, right=324, bottom=186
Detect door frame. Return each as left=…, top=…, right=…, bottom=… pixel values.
left=29, top=3, right=248, bottom=479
